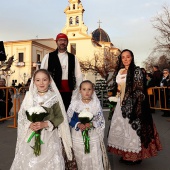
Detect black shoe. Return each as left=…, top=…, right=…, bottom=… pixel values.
left=135, top=160, right=142, bottom=164
left=119, top=157, right=142, bottom=165
left=119, top=157, right=124, bottom=163
left=119, top=158, right=133, bottom=165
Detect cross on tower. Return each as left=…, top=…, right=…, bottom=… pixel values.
left=97, top=20, right=102, bottom=28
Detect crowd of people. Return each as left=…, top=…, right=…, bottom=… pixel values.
left=1, top=33, right=168, bottom=169
left=143, top=66, right=170, bottom=117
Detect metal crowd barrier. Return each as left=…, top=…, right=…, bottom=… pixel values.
left=147, top=86, right=170, bottom=110
left=0, top=87, right=17, bottom=128
left=0, top=86, right=29, bottom=128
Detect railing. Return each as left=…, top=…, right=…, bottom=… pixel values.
left=0, top=87, right=17, bottom=128
left=147, top=87, right=170, bottom=110
left=0, top=86, right=29, bottom=128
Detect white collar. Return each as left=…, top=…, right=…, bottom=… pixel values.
left=58, top=51, right=67, bottom=55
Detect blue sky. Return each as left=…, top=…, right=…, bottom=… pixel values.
left=0, top=0, right=169, bottom=66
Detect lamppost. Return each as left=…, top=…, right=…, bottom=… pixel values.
left=20, top=73, right=29, bottom=85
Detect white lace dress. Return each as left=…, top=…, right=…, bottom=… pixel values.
left=67, top=99, right=105, bottom=170
left=108, top=72, right=141, bottom=153
left=10, top=91, right=65, bottom=170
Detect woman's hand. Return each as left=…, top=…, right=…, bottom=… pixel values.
left=77, top=123, right=86, bottom=131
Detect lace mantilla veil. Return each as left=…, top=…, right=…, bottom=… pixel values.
left=67, top=87, right=101, bottom=119
left=67, top=86, right=105, bottom=139
left=16, top=74, right=73, bottom=160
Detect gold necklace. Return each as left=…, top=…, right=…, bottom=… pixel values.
left=38, top=89, right=48, bottom=95
left=82, top=98, right=91, bottom=103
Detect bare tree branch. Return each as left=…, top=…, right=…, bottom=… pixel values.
left=79, top=48, right=120, bottom=82
left=152, top=5, right=170, bottom=53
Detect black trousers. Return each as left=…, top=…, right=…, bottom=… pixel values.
left=0, top=101, right=13, bottom=117
left=60, top=92, right=72, bottom=111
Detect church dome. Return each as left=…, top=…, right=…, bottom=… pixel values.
left=92, top=27, right=111, bottom=42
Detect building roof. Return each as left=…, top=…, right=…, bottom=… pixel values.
left=92, top=27, right=111, bottom=42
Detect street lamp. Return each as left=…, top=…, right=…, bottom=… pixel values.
left=36, top=61, right=41, bottom=70
left=19, top=73, right=29, bottom=85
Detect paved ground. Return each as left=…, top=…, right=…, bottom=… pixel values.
left=0, top=110, right=170, bottom=170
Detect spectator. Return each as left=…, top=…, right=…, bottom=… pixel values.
left=160, top=69, right=170, bottom=117
left=152, top=66, right=162, bottom=87
left=17, top=83, right=22, bottom=89
left=0, top=78, right=13, bottom=118
left=146, top=73, right=154, bottom=88
left=25, top=78, right=31, bottom=87
left=152, top=66, right=163, bottom=110
left=146, top=73, right=155, bottom=113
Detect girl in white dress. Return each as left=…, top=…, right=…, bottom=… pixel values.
left=11, top=69, right=73, bottom=170
left=67, top=80, right=110, bottom=170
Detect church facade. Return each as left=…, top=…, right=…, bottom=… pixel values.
left=62, top=0, right=120, bottom=82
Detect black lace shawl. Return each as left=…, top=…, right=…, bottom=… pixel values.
left=112, top=52, right=154, bottom=148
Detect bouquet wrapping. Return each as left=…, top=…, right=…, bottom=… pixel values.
left=26, top=106, right=49, bottom=156
left=108, top=96, right=118, bottom=120
left=78, top=110, right=93, bottom=154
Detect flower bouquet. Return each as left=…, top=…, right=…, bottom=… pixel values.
left=108, top=96, right=118, bottom=120
left=78, top=110, right=93, bottom=154
left=26, top=106, right=49, bottom=156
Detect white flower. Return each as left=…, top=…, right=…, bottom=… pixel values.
left=79, top=110, right=93, bottom=120
left=26, top=106, right=46, bottom=116
left=108, top=96, right=118, bottom=102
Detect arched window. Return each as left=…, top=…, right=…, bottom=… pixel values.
left=73, top=4, right=75, bottom=9
left=69, top=17, right=73, bottom=25
left=76, top=16, right=79, bottom=25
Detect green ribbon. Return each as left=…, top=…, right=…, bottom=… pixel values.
left=82, top=129, right=90, bottom=154
left=27, top=131, right=44, bottom=144
left=108, top=103, right=113, bottom=108
left=108, top=102, right=117, bottom=120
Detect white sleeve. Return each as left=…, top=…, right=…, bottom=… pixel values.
left=75, top=57, right=83, bottom=87
left=92, top=106, right=105, bottom=138
left=40, top=53, right=49, bottom=69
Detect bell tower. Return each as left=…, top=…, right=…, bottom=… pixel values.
left=62, top=0, right=90, bottom=38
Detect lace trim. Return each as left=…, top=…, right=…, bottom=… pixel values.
left=108, top=142, right=142, bottom=153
